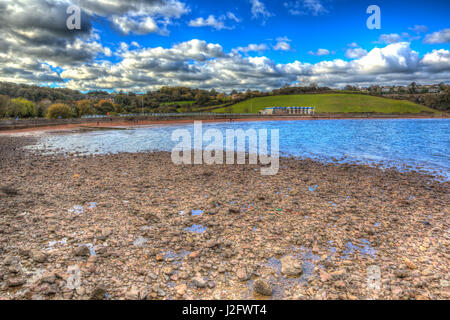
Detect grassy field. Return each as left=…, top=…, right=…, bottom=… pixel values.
left=213, top=94, right=437, bottom=114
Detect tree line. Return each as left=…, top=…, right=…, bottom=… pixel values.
left=0, top=81, right=448, bottom=119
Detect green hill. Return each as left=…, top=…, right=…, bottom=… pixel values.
left=213, top=94, right=437, bottom=114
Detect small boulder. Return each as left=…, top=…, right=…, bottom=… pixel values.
left=280, top=255, right=302, bottom=276
left=31, top=250, right=48, bottom=263
left=192, top=277, right=206, bottom=288
left=254, top=279, right=272, bottom=296
left=90, top=286, right=107, bottom=300
left=74, top=245, right=91, bottom=257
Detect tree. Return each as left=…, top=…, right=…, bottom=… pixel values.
left=47, top=103, right=73, bottom=119
left=0, top=94, right=9, bottom=117
left=96, top=99, right=114, bottom=114
left=7, top=97, right=36, bottom=118
left=36, top=99, right=52, bottom=117
left=76, top=99, right=94, bottom=116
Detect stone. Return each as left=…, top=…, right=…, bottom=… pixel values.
left=192, top=277, right=206, bottom=288
left=7, top=277, right=25, bottom=287
left=280, top=256, right=302, bottom=276
left=236, top=268, right=250, bottom=281
left=90, top=286, right=107, bottom=300
left=31, top=250, right=48, bottom=263
left=254, top=279, right=272, bottom=296
left=176, top=284, right=187, bottom=296
left=74, top=245, right=90, bottom=257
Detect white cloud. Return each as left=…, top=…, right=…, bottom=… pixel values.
left=409, top=25, right=428, bottom=34
left=421, top=49, right=450, bottom=71
left=308, top=48, right=331, bottom=56
left=423, top=29, right=450, bottom=44
left=345, top=48, right=368, bottom=59
left=274, top=42, right=292, bottom=51
left=112, top=16, right=158, bottom=35
left=188, top=12, right=241, bottom=30
left=233, top=44, right=269, bottom=53
left=284, top=0, right=328, bottom=16
left=377, top=33, right=404, bottom=44
left=250, top=0, right=273, bottom=21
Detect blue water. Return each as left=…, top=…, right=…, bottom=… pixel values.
left=30, top=119, right=449, bottom=179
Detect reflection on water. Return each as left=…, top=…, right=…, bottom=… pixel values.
left=184, top=224, right=207, bottom=233
left=28, top=119, right=449, bottom=179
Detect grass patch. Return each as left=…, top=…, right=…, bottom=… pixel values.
left=213, top=94, right=437, bottom=114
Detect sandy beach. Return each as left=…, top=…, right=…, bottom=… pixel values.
left=0, top=135, right=448, bottom=300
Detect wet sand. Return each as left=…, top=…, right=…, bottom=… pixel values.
left=0, top=135, right=448, bottom=300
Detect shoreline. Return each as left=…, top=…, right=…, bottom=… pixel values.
left=0, top=135, right=448, bottom=300
left=1, top=114, right=448, bottom=134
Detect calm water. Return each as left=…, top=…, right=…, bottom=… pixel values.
left=29, top=119, right=449, bottom=179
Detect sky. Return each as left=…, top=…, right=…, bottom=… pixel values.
left=0, top=0, right=449, bottom=92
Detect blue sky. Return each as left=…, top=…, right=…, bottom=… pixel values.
left=0, top=0, right=449, bottom=92
left=93, top=0, right=450, bottom=64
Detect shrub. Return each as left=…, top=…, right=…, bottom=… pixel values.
left=76, top=99, right=94, bottom=116
left=7, top=98, right=36, bottom=118
left=96, top=99, right=114, bottom=114
left=0, top=95, right=9, bottom=118
left=46, top=103, right=73, bottom=119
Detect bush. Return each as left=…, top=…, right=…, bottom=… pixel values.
left=76, top=99, right=94, bottom=116
left=96, top=99, right=114, bottom=114
left=46, top=103, right=73, bottom=119
left=0, top=95, right=9, bottom=118
left=7, top=98, right=36, bottom=118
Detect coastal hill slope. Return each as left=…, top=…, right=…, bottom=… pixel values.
left=213, top=94, right=438, bottom=114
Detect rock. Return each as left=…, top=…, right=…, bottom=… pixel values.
left=319, top=270, right=330, bottom=282
left=90, top=286, right=107, bottom=300
left=7, top=277, right=25, bottom=287
left=280, top=256, right=302, bottom=276
left=236, top=268, right=250, bottom=281
left=404, top=258, right=417, bottom=270
left=192, top=277, right=206, bottom=288
left=175, top=284, right=187, bottom=296
left=330, top=269, right=346, bottom=280
left=125, top=286, right=140, bottom=300
left=74, top=245, right=90, bottom=257
left=40, top=274, right=56, bottom=284
left=207, top=281, right=216, bottom=289
left=254, top=279, right=272, bottom=296
left=228, top=207, right=240, bottom=214
left=189, top=251, right=200, bottom=259
left=31, top=250, right=48, bottom=263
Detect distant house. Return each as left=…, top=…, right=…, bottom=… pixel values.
left=259, top=106, right=315, bottom=115
left=381, top=87, right=390, bottom=94
left=428, top=88, right=440, bottom=93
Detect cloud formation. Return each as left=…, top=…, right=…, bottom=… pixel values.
left=423, top=29, right=450, bottom=44
left=189, top=12, right=241, bottom=30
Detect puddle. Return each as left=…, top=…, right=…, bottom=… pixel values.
left=163, top=250, right=191, bottom=260
left=77, top=243, right=97, bottom=256
left=184, top=224, right=207, bottom=234
left=86, top=202, right=97, bottom=209
left=68, top=205, right=84, bottom=214
left=191, top=209, right=203, bottom=216
left=246, top=246, right=320, bottom=299
left=133, top=236, right=148, bottom=247
left=308, top=185, right=318, bottom=192
left=342, top=239, right=376, bottom=259
left=48, top=237, right=67, bottom=250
